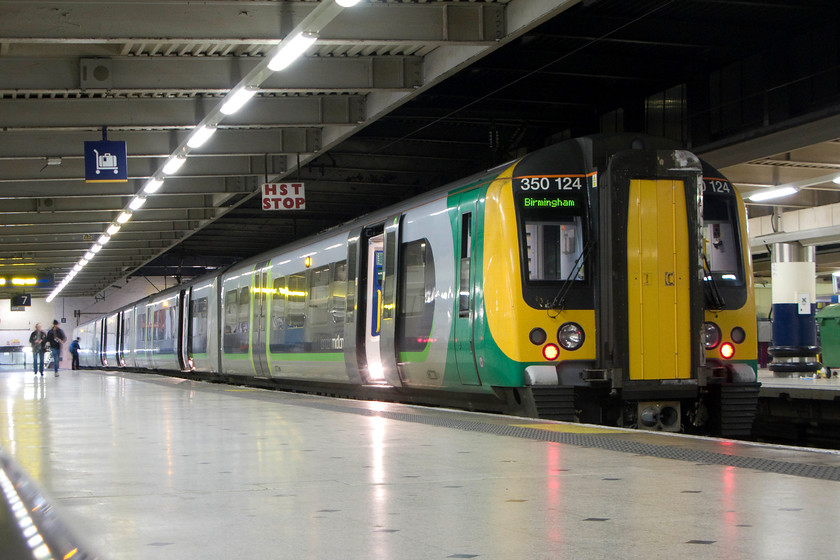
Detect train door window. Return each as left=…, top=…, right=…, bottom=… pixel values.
left=223, top=289, right=239, bottom=353
left=398, top=240, right=435, bottom=353
left=702, top=195, right=743, bottom=284
left=122, top=314, right=132, bottom=364
left=236, top=286, right=250, bottom=352
left=269, top=276, right=287, bottom=352
left=309, top=266, right=331, bottom=327
left=330, top=261, right=347, bottom=325
left=191, top=297, right=208, bottom=354
left=287, top=273, right=307, bottom=329
left=459, top=213, right=472, bottom=317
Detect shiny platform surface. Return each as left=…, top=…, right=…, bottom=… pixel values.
left=758, top=367, right=840, bottom=400
left=3, top=368, right=840, bottom=559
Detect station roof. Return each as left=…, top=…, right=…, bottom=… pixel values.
left=2, top=0, right=839, bottom=299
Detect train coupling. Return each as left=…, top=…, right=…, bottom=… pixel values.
left=637, top=401, right=681, bottom=432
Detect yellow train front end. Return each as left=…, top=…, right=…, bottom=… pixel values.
left=479, top=135, right=760, bottom=437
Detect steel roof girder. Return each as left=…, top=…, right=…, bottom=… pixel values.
left=0, top=95, right=365, bottom=129
left=0, top=129, right=322, bottom=159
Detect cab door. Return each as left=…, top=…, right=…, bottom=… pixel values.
left=251, top=261, right=271, bottom=377
left=626, top=179, right=691, bottom=380
left=454, top=195, right=481, bottom=385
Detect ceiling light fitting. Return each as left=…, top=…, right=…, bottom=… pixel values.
left=187, top=125, right=217, bottom=148
left=748, top=186, right=799, bottom=202
left=143, top=178, right=164, bottom=194
left=162, top=155, right=186, bottom=175
left=220, top=87, right=257, bottom=115
left=268, top=32, right=318, bottom=72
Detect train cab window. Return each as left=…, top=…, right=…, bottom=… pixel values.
left=524, top=217, right=585, bottom=282
left=702, top=194, right=744, bottom=285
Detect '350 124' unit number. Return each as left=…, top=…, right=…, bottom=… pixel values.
left=518, top=176, right=585, bottom=190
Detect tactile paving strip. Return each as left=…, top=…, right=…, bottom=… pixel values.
left=133, top=373, right=840, bottom=483
left=292, top=396, right=840, bottom=482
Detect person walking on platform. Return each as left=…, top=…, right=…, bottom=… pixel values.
left=69, top=337, right=81, bottom=370
left=29, top=323, right=46, bottom=376
left=45, top=320, right=66, bottom=377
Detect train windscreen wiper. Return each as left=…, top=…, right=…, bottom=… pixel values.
left=546, top=239, right=592, bottom=314
left=703, top=254, right=726, bottom=310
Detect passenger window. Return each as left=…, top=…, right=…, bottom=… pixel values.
left=269, top=277, right=287, bottom=353
left=287, top=273, right=307, bottom=329
left=398, top=240, right=436, bottom=354
left=191, top=297, right=208, bottom=354
left=459, top=213, right=472, bottom=317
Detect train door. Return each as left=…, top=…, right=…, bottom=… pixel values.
left=114, top=311, right=123, bottom=366
left=454, top=195, right=481, bottom=385
left=98, top=318, right=107, bottom=366
left=626, top=179, right=691, bottom=380
left=251, top=261, right=271, bottom=377
left=177, top=288, right=191, bottom=371
left=365, top=236, right=385, bottom=382
left=121, top=308, right=134, bottom=367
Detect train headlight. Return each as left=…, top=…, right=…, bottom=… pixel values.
left=529, top=328, right=547, bottom=345
left=720, top=342, right=735, bottom=359
left=703, top=322, right=721, bottom=350
left=730, top=326, right=746, bottom=344
left=542, top=343, right=560, bottom=361
left=557, top=322, right=584, bottom=351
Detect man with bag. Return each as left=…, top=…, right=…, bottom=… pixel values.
left=45, top=320, right=66, bottom=377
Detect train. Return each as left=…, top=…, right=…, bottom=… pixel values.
left=74, top=134, right=760, bottom=437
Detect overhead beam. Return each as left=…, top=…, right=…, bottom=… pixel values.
left=0, top=129, right=321, bottom=160
left=0, top=56, right=422, bottom=93
left=0, top=95, right=364, bottom=129
left=0, top=154, right=277, bottom=181
left=0, top=177, right=257, bottom=200
left=0, top=3, right=503, bottom=44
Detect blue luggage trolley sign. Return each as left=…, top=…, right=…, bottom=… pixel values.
left=84, top=140, right=128, bottom=182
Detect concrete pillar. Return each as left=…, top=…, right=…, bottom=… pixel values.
left=769, top=242, right=820, bottom=375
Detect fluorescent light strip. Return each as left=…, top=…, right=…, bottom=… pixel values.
left=107, top=224, right=121, bottom=235
left=129, top=196, right=147, bottom=210
left=162, top=156, right=186, bottom=175
left=220, top=87, right=257, bottom=115
left=268, top=32, right=318, bottom=71
left=117, top=211, right=132, bottom=223
left=187, top=125, right=217, bottom=148
left=748, top=186, right=798, bottom=202
left=143, top=178, right=164, bottom=194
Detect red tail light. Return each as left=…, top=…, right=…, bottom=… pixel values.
left=720, top=342, right=735, bottom=359
left=543, top=343, right=560, bottom=361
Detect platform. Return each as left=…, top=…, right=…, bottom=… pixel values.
left=758, top=367, right=840, bottom=400
left=3, top=367, right=840, bottom=559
